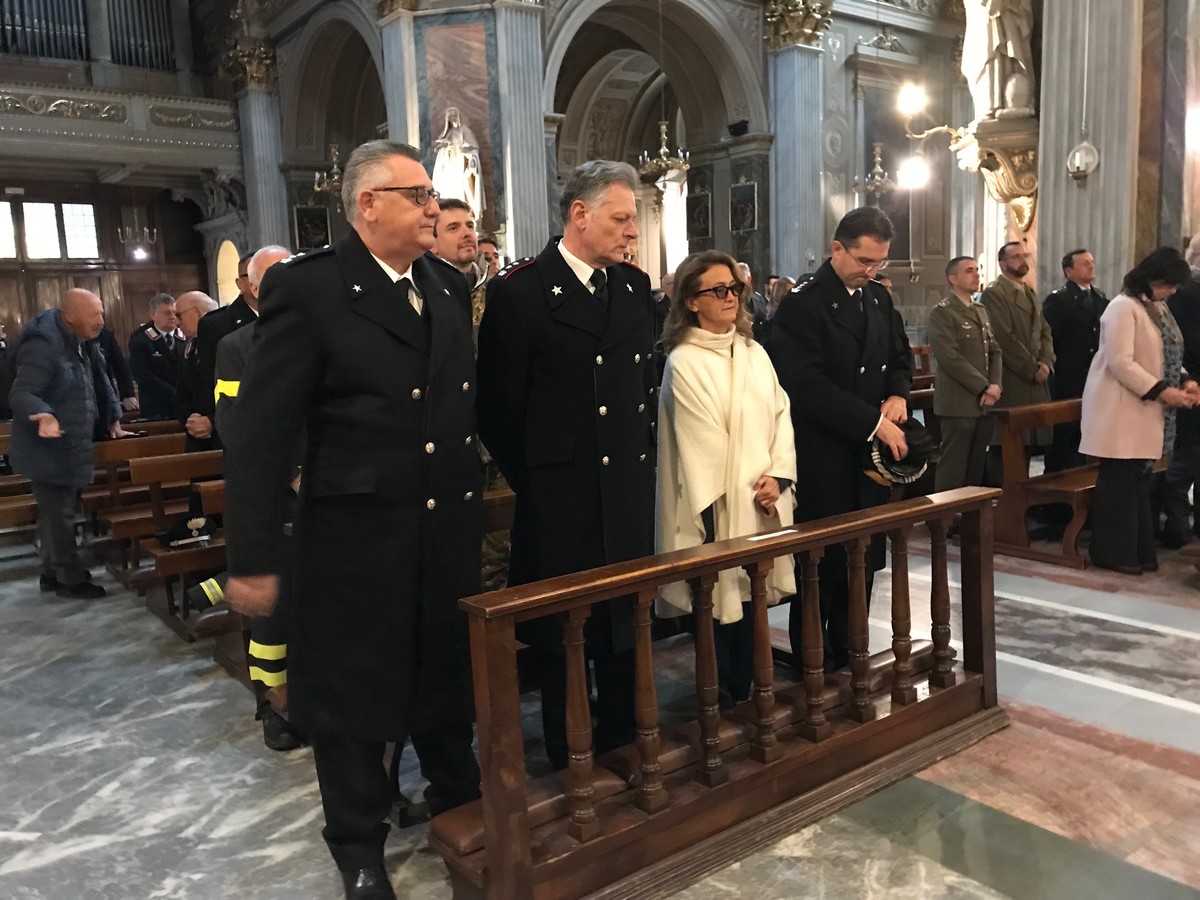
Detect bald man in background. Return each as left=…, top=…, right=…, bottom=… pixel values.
left=8, top=289, right=128, bottom=599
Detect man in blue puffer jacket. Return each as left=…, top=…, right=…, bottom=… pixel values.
left=7, top=289, right=127, bottom=599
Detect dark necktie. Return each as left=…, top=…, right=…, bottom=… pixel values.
left=165, top=332, right=174, bottom=353
left=590, top=269, right=609, bottom=310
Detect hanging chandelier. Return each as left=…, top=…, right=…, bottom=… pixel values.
left=312, top=143, right=343, bottom=208
left=637, top=0, right=688, bottom=190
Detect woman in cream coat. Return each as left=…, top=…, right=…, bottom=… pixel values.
left=1080, top=247, right=1198, bottom=574
left=656, top=250, right=796, bottom=709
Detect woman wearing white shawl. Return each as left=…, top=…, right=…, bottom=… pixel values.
left=656, top=251, right=797, bottom=708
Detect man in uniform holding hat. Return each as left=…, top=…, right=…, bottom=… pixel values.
left=926, top=256, right=1003, bottom=491
left=477, top=159, right=657, bottom=770
left=768, top=206, right=911, bottom=672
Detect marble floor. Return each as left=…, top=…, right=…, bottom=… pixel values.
left=1, top=529, right=1198, bottom=899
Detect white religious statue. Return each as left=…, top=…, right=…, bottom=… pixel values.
left=961, top=0, right=1035, bottom=123
left=432, top=107, right=486, bottom=217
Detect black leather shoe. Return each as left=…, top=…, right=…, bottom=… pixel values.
left=340, top=866, right=395, bottom=900
left=260, top=707, right=304, bottom=751
left=190, top=601, right=235, bottom=638
left=1160, top=529, right=1190, bottom=550
left=39, top=575, right=60, bottom=592
left=1142, top=560, right=1160, bottom=573
left=56, top=581, right=107, bottom=599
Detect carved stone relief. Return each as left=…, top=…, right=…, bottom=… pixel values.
left=150, top=106, right=238, bottom=131
left=0, top=91, right=126, bottom=122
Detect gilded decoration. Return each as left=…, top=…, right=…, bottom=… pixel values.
left=224, top=37, right=276, bottom=90
left=764, top=1, right=832, bottom=50
left=376, top=0, right=418, bottom=16
left=953, top=117, right=1038, bottom=231
left=149, top=106, right=237, bottom=131
left=0, top=92, right=126, bottom=122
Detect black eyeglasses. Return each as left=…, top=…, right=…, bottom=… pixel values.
left=693, top=282, right=745, bottom=300
left=371, top=185, right=441, bottom=206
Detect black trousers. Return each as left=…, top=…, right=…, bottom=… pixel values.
left=1089, top=458, right=1156, bottom=569
left=1163, top=439, right=1200, bottom=537
left=311, top=724, right=479, bottom=872
left=714, top=601, right=755, bottom=710
left=788, top=560, right=875, bottom=673
left=537, top=648, right=636, bottom=771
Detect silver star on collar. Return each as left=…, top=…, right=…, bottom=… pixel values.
left=552, top=285, right=563, bottom=295
left=443, top=288, right=450, bottom=295
left=352, top=285, right=362, bottom=293
left=626, top=283, right=633, bottom=292
left=831, top=301, right=839, bottom=309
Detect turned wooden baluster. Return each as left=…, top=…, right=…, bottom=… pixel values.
left=563, top=607, right=601, bottom=842
left=845, top=537, right=876, bottom=723
left=632, top=589, right=668, bottom=813
left=928, top=516, right=958, bottom=688
left=795, top=549, right=831, bottom=742
left=689, top=573, right=728, bottom=787
left=890, top=526, right=918, bottom=705
left=744, top=560, right=780, bottom=763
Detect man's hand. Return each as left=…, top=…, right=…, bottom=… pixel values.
left=109, top=422, right=133, bottom=439
left=753, top=475, right=781, bottom=517
left=979, top=383, right=1002, bottom=407
left=225, top=575, right=280, bottom=617
left=186, top=414, right=213, bottom=439
left=880, top=395, right=909, bottom=424
left=876, top=416, right=908, bottom=460
left=28, top=412, right=61, bottom=438
left=1185, top=381, right=1200, bottom=401
left=1035, top=362, right=1051, bottom=383
left=121, top=396, right=139, bottom=412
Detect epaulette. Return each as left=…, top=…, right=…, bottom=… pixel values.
left=789, top=279, right=813, bottom=294
left=936, top=298, right=950, bottom=307
left=144, top=326, right=159, bottom=339
left=617, top=258, right=647, bottom=275
left=497, top=257, right=535, bottom=279
left=281, top=245, right=333, bottom=266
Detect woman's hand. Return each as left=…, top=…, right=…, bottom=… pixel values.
left=1159, top=386, right=1196, bottom=408
left=753, top=475, right=781, bottom=517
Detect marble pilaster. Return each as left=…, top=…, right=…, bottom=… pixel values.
left=1036, top=0, right=1141, bottom=295
left=84, top=0, right=117, bottom=88
left=544, top=113, right=565, bottom=237
left=379, top=7, right=420, bottom=145
left=237, top=88, right=291, bottom=249
left=769, top=42, right=823, bottom=279
left=948, top=83, right=982, bottom=260
left=494, top=0, right=549, bottom=258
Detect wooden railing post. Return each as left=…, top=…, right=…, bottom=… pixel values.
left=928, top=516, right=958, bottom=688
left=563, top=608, right=601, bottom=842
left=845, top=538, right=876, bottom=723
left=744, top=560, right=780, bottom=764
left=958, top=502, right=998, bottom=706
left=795, top=549, right=830, bottom=742
left=632, top=589, right=668, bottom=813
left=889, top=526, right=918, bottom=705
left=468, top=615, right=532, bottom=897
left=689, top=573, right=728, bottom=787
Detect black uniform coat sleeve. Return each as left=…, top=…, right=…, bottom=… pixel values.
left=127, top=323, right=181, bottom=419
left=768, top=260, right=910, bottom=531
left=95, top=327, right=135, bottom=399
left=224, top=231, right=482, bottom=741
left=476, top=240, right=656, bottom=652
left=194, top=296, right=255, bottom=421
left=1169, top=278, right=1200, bottom=444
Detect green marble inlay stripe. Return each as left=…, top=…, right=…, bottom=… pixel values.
left=842, top=779, right=1197, bottom=900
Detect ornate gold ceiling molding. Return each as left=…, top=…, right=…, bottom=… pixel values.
left=764, top=1, right=832, bottom=50
left=954, top=117, right=1038, bottom=232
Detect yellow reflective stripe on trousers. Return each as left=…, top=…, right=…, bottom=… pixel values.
left=248, top=640, right=287, bottom=661
left=199, top=578, right=223, bottom=605
left=248, top=666, right=287, bottom=687
left=214, top=379, right=240, bottom=402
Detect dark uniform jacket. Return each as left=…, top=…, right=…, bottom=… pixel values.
left=1043, top=281, right=1108, bottom=400
left=175, top=338, right=217, bottom=452
left=477, top=239, right=657, bottom=650
left=195, top=296, right=256, bottom=431
left=1168, top=276, right=1200, bottom=446
left=768, top=260, right=911, bottom=570
left=224, top=229, right=481, bottom=741
left=92, top=327, right=135, bottom=403
left=128, top=321, right=182, bottom=419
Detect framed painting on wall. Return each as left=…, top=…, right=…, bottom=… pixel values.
left=686, top=192, right=711, bottom=240
left=729, top=182, right=758, bottom=233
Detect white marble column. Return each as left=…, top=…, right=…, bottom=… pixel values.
left=769, top=42, right=824, bottom=279
left=948, top=84, right=983, bottom=260
left=1036, top=0, right=1141, bottom=295
left=237, top=88, right=290, bottom=249
left=495, top=0, right=549, bottom=257
left=544, top=113, right=565, bottom=235
left=379, top=7, right=420, bottom=146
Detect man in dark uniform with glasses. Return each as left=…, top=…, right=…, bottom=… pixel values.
left=768, top=206, right=912, bottom=672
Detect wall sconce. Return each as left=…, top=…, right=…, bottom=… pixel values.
left=1066, top=140, right=1099, bottom=184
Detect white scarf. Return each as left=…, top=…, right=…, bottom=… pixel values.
left=656, top=326, right=797, bottom=623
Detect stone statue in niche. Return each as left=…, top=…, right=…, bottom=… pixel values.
left=432, top=107, right=485, bottom=217
left=961, top=0, right=1035, bottom=122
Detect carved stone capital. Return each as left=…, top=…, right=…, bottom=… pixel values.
left=224, top=37, right=276, bottom=91
left=376, top=0, right=419, bottom=17
left=764, top=1, right=831, bottom=50
left=954, top=117, right=1039, bottom=231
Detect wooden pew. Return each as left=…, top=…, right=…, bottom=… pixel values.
left=911, top=344, right=934, bottom=390
left=127, top=451, right=225, bottom=638
left=430, top=488, right=1004, bottom=898
left=92, top=434, right=191, bottom=568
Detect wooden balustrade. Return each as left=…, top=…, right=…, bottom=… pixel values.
left=431, top=487, right=1006, bottom=899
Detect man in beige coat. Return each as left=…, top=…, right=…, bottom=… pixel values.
left=980, top=241, right=1055, bottom=410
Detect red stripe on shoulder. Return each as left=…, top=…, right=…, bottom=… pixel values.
left=498, top=257, right=536, bottom=280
